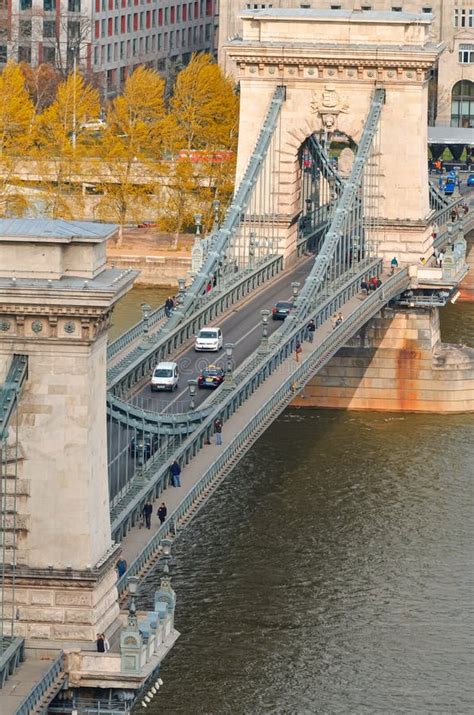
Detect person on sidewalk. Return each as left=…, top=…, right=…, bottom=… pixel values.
left=96, top=634, right=105, bottom=653
left=164, top=296, right=174, bottom=318
left=295, top=340, right=302, bottom=362
left=103, top=633, right=110, bottom=652
left=143, top=500, right=153, bottom=529
left=170, top=460, right=181, bottom=487
left=214, top=418, right=223, bottom=445
left=157, top=502, right=167, bottom=524
left=305, top=319, right=316, bottom=343
left=116, top=557, right=127, bottom=578
left=390, top=257, right=398, bottom=275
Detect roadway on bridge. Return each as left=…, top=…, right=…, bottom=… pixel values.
left=107, top=255, right=315, bottom=497
left=131, top=256, right=315, bottom=413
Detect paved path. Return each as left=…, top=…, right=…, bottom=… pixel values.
left=0, top=654, right=61, bottom=715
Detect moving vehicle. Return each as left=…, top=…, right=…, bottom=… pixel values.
left=195, top=327, right=223, bottom=351
left=150, top=361, right=179, bottom=391
left=197, top=364, right=225, bottom=389
left=444, top=179, right=456, bottom=196
left=272, top=301, right=293, bottom=320
left=467, top=174, right=474, bottom=187
left=130, top=434, right=158, bottom=462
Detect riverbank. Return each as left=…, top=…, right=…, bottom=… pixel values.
left=107, top=228, right=193, bottom=287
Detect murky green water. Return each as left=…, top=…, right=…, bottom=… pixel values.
left=113, top=290, right=474, bottom=715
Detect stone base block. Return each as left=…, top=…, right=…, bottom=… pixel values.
left=292, top=307, right=474, bottom=413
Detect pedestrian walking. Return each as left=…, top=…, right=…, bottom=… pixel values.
left=170, top=460, right=181, bottom=487
left=361, top=279, right=369, bottom=294
left=214, top=418, right=223, bottom=445
left=164, top=296, right=174, bottom=318
left=450, top=208, right=457, bottom=223
left=331, top=313, right=338, bottom=330
left=306, top=319, right=316, bottom=343
left=390, top=257, right=398, bottom=275
left=143, top=500, right=153, bottom=529
left=116, top=557, right=127, bottom=577
left=295, top=340, right=302, bottom=362
left=96, top=634, right=105, bottom=653
left=157, top=502, right=167, bottom=524
left=103, top=634, right=110, bottom=652
left=336, top=312, right=344, bottom=327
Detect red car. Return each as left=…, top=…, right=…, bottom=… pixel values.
left=197, top=365, right=225, bottom=389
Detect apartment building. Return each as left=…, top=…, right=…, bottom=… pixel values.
left=218, top=1, right=474, bottom=127
left=0, top=0, right=217, bottom=95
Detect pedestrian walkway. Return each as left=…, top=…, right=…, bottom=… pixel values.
left=0, top=653, right=63, bottom=715
left=118, top=273, right=393, bottom=578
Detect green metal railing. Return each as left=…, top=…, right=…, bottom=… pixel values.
left=0, top=637, right=24, bottom=688
left=14, top=652, right=65, bottom=715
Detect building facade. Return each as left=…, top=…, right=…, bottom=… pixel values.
left=218, top=1, right=474, bottom=127
left=0, top=0, right=217, bottom=95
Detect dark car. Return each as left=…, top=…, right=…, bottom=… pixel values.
left=197, top=365, right=225, bottom=389
left=272, top=301, right=293, bottom=320
left=130, top=434, right=158, bottom=462
left=467, top=174, right=474, bottom=187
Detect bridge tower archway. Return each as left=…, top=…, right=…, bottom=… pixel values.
left=227, top=9, right=442, bottom=265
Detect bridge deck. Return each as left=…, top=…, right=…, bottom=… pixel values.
left=119, top=276, right=388, bottom=572
left=0, top=652, right=62, bottom=715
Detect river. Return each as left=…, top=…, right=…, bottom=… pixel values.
left=112, top=290, right=474, bottom=715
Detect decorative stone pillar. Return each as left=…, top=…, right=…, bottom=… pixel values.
left=0, top=219, right=137, bottom=643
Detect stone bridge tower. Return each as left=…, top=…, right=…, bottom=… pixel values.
left=226, top=9, right=443, bottom=264
left=0, top=220, right=136, bottom=643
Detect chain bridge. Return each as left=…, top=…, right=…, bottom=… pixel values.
left=1, top=9, right=473, bottom=715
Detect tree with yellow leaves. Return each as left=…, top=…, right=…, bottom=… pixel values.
left=32, top=71, right=100, bottom=218
left=0, top=62, right=34, bottom=217
left=158, top=157, right=200, bottom=249
left=95, top=66, right=167, bottom=244
left=170, top=53, right=239, bottom=152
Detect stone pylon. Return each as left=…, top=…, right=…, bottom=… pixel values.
left=0, top=219, right=136, bottom=643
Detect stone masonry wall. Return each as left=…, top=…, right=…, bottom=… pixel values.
left=292, top=307, right=474, bottom=413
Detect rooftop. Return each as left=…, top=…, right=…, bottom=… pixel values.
left=240, top=8, right=432, bottom=24
left=0, top=219, right=117, bottom=243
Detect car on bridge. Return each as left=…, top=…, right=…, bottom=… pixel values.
left=150, top=361, right=179, bottom=391
left=272, top=301, right=294, bottom=320
left=195, top=327, right=223, bottom=351
left=467, top=174, right=474, bottom=187
left=198, top=364, right=225, bottom=389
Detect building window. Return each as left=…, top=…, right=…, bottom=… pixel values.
left=459, top=44, right=474, bottom=64
left=392, top=6, right=402, bottom=11
left=454, top=9, right=473, bottom=27
left=114, top=16, right=119, bottom=33
left=361, top=5, right=371, bottom=9
left=422, top=6, right=431, bottom=12
left=20, top=0, right=32, bottom=10
left=107, top=43, right=112, bottom=61
left=44, top=20, right=56, bottom=37
left=205, top=22, right=211, bottom=40
left=451, top=80, right=474, bottom=127
left=330, top=4, right=341, bottom=9
left=94, top=46, right=99, bottom=64
left=101, top=18, right=105, bottom=35
left=0, top=45, right=7, bottom=62
left=127, top=15, right=131, bottom=31
left=44, top=0, right=56, bottom=10
left=18, top=45, right=31, bottom=61
left=43, top=45, right=55, bottom=63
left=68, top=0, right=80, bottom=11
left=19, top=20, right=32, bottom=37
left=68, top=20, right=81, bottom=39
left=120, top=40, right=124, bottom=57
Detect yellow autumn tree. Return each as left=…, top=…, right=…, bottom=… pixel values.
left=0, top=62, right=35, bottom=217
left=32, top=72, right=100, bottom=218
left=95, top=66, right=167, bottom=244
left=169, top=53, right=239, bottom=151
left=158, top=158, right=200, bottom=248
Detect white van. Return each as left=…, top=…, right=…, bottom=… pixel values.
left=150, top=362, right=179, bottom=391
left=194, top=327, right=223, bottom=352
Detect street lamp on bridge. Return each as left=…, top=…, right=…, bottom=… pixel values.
left=140, top=303, right=151, bottom=347
left=223, top=343, right=235, bottom=390
left=259, top=309, right=270, bottom=353
left=291, top=282, right=300, bottom=301
left=188, top=379, right=197, bottom=411
left=212, top=199, right=221, bottom=231
left=194, top=213, right=202, bottom=237
left=127, top=575, right=139, bottom=628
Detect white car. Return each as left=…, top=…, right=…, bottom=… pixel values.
left=150, top=362, right=179, bottom=391
left=194, top=327, right=223, bottom=352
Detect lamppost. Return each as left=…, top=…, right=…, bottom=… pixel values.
left=249, top=231, right=256, bottom=269
left=212, top=199, right=220, bottom=231
left=127, top=575, right=139, bottom=628
left=177, top=277, right=186, bottom=305
left=141, top=303, right=151, bottom=346
left=161, top=538, right=172, bottom=574
left=291, top=282, right=300, bottom=301
left=305, top=197, right=313, bottom=216
left=259, top=309, right=270, bottom=353
left=188, top=379, right=197, bottom=410
left=194, top=213, right=202, bottom=237
left=223, top=343, right=235, bottom=390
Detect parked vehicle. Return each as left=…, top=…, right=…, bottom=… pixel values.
left=150, top=362, right=179, bottom=391
left=197, top=365, right=225, bottom=389
left=467, top=174, right=474, bottom=187
left=195, top=327, right=223, bottom=351
left=444, top=179, right=456, bottom=196
left=272, top=301, right=293, bottom=320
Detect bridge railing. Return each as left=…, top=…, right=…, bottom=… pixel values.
left=110, top=259, right=408, bottom=539
left=14, top=651, right=65, bottom=715
left=113, top=267, right=409, bottom=556
left=0, top=637, right=24, bottom=688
